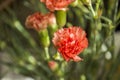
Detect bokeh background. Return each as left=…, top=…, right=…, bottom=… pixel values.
left=0, top=0, right=120, bottom=80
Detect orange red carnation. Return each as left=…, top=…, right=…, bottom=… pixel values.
left=40, top=0, right=75, bottom=11
left=25, top=12, right=56, bottom=31
left=52, top=27, right=88, bottom=62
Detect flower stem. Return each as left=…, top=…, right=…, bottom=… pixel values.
left=95, top=0, right=101, bottom=14
left=101, top=16, right=112, bottom=24
left=44, top=47, right=50, bottom=60
left=88, top=3, right=96, bottom=17
left=113, top=0, right=119, bottom=26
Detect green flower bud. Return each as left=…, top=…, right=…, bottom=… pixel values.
left=38, top=29, right=50, bottom=47
left=55, top=10, right=66, bottom=28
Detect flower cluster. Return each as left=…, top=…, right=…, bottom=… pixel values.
left=25, top=0, right=88, bottom=62
left=40, top=0, right=75, bottom=11
left=52, top=27, right=88, bottom=62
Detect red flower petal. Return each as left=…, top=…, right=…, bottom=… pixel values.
left=72, top=56, right=83, bottom=62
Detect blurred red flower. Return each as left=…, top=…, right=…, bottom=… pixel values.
left=48, top=61, right=58, bottom=71
left=25, top=12, right=48, bottom=31
left=40, top=0, right=75, bottom=11
left=25, top=12, right=56, bottom=31
left=52, top=27, right=88, bottom=62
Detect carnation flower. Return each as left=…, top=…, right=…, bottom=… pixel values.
left=25, top=12, right=48, bottom=31
left=40, top=0, right=75, bottom=11
left=52, top=27, right=88, bottom=62
left=25, top=12, right=56, bottom=31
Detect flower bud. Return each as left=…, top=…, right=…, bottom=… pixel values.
left=48, top=61, right=58, bottom=71
left=39, top=29, right=50, bottom=47
left=55, top=10, right=66, bottom=28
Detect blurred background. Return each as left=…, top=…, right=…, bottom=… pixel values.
left=0, top=0, right=120, bottom=80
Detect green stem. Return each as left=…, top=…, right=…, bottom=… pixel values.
left=95, top=0, right=101, bottom=14
left=89, top=3, right=96, bottom=17
left=44, top=47, right=50, bottom=60
left=101, top=16, right=112, bottom=24
left=113, top=0, right=119, bottom=26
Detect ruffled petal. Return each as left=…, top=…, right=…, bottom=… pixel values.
left=72, top=56, right=83, bottom=62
